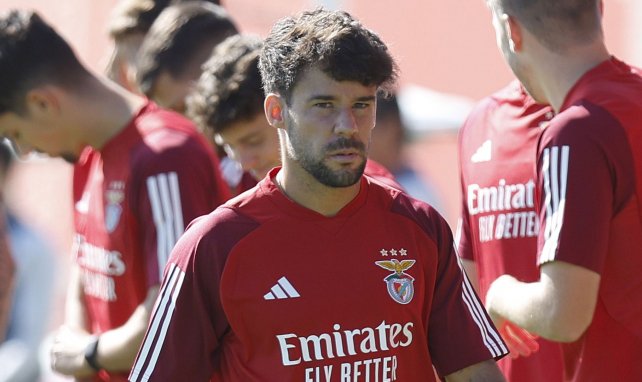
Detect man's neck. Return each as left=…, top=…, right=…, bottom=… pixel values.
left=275, top=165, right=361, bottom=217
left=76, top=77, right=147, bottom=150
left=536, top=42, right=610, bottom=113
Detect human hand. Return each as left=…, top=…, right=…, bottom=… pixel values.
left=500, top=320, right=539, bottom=359
left=50, top=326, right=97, bottom=378
left=486, top=275, right=540, bottom=359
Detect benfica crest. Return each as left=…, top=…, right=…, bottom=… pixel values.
left=375, top=259, right=416, bottom=304
left=105, top=182, right=125, bottom=233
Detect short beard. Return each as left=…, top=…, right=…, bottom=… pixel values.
left=299, top=148, right=366, bottom=188
left=288, top=122, right=366, bottom=188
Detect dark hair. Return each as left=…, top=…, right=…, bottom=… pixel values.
left=187, top=35, right=264, bottom=138
left=0, top=140, right=15, bottom=174
left=376, top=93, right=401, bottom=123
left=108, top=0, right=171, bottom=39
left=259, top=8, right=397, bottom=103
left=0, top=10, right=89, bottom=115
left=108, top=0, right=221, bottom=39
left=135, top=1, right=238, bottom=96
left=491, top=0, right=601, bottom=52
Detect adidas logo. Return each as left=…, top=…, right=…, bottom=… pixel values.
left=264, top=277, right=300, bottom=300
left=471, top=139, right=492, bottom=163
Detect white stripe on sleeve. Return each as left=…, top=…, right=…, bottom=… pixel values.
left=130, top=263, right=185, bottom=382
left=147, top=172, right=184, bottom=278
left=455, top=243, right=508, bottom=357
left=540, top=146, right=570, bottom=263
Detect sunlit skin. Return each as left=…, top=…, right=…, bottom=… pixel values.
left=0, top=110, right=81, bottom=163
left=150, top=42, right=223, bottom=114
left=215, top=113, right=281, bottom=181
left=265, top=67, right=378, bottom=216
left=488, top=3, right=545, bottom=103
left=282, top=68, right=376, bottom=187
left=0, top=79, right=145, bottom=164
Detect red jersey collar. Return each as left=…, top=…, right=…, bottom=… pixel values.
left=261, top=167, right=369, bottom=220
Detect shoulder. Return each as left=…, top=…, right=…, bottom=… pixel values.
left=368, top=179, right=450, bottom=242
left=134, top=105, right=213, bottom=156
left=364, top=160, right=403, bottom=191
left=173, top=205, right=260, bottom=266
left=544, top=101, right=625, bottom=146
left=128, top=107, right=217, bottom=172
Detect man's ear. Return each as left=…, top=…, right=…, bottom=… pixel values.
left=504, top=14, right=523, bottom=53
left=264, top=93, right=285, bottom=129
left=24, top=86, right=61, bottom=120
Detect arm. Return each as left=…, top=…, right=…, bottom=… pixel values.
left=425, top=208, right=507, bottom=376
left=486, top=260, right=599, bottom=342
left=51, top=285, right=159, bottom=377
left=94, top=286, right=159, bottom=370
left=444, top=359, right=505, bottom=382
left=63, top=263, right=88, bottom=332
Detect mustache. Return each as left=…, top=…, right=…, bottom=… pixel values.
left=325, top=138, right=366, bottom=153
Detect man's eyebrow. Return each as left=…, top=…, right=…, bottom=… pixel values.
left=306, top=95, right=336, bottom=102
left=355, top=95, right=376, bottom=102
left=306, top=95, right=376, bottom=102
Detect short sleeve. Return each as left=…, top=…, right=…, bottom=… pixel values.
left=536, top=103, right=631, bottom=273
left=131, top=138, right=231, bottom=286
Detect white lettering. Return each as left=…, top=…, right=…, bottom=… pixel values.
left=479, top=215, right=495, bottom=242
left=81, top=271, right=117, bottom=301
left=375, top=321, right=390, bottom=351
left=300, top=333, right=335, bottom=361
left=75, top=235, right=126, bottom=276
left=276, top=333, right=300, bottom=366
left=399, top=323, right=413, bottom=347
left=467, top=179, right=536, bottom=215
left=359, top=327, right=377, bottom=354
left=305, top=365, right=333, bottom=382
left=276, top=322, right=413, bottom=366
left=338, top=356, right=397, bottom=382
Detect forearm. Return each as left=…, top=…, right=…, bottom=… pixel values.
left=52, top=286, right=159, bottom=376
left=94, top=286, right=159, bottom=372
left=486, top=262, right=599, bottom=343
left=486, top=276, right=554, bottom=337
left=63, top=264, right=88, bottom=332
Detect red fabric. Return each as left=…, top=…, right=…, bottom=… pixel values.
left=130, top=168, right=507, bottom=381
left=73, top=102, right=230, bottom=381
left=457, top=80, right=564, bottom=382
left=536, top=58, right=642, bottom=381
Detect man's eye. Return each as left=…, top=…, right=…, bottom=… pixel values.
left=354, top=102, right=371, bottom=109
left=314, top=102, right=333, bottom=109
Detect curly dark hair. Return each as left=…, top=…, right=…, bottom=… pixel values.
left=0, top=10, right=89, bottom=115
left=259, top=8, right=398, bottom=104
left=187, top=35, right=264, bottom=139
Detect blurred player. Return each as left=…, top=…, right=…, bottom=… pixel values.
left=131, top=9, right=507, bottom=381
left=0, top=9, right=230, bottom=381
left=135, top=1, right=237, bottom=112
left=105, top=0, right=222, bottom=92
left=457, top=80, right=564, bottom=381
left=0, top=140, right=56, bottom=382
left=483, top=0, right=642, bottom=380
left=106, top=0, right=172, bottom=92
